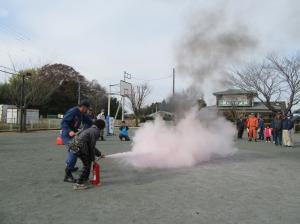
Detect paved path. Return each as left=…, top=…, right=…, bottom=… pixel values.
left=0, top=131, right=300, bottom=224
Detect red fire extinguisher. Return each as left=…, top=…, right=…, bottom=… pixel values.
left=90, top=162, right=101, bottom=186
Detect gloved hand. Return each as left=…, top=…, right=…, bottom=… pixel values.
left=95, top=154, right=105, bottom=161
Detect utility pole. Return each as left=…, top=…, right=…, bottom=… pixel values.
left=0, top=69, right=31, bottom=132
left=20, top=72, right=32, bottom=132
left=20, top=74, right=25, bottom=132
left=107, top=85, right=111, bottom=117
left=173, top=68, right=175, bottom=96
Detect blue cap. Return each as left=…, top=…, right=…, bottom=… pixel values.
left=79, top=100, right=90, bottom=108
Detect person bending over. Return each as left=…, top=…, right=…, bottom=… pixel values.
left=119, top=121, right=130, bottom=141
left=61, top=100, right=93, bottom=183
left=68, top=119, right=106, bottom=190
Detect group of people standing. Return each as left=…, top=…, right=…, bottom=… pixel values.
left=236, top=113, right=295, bottom=147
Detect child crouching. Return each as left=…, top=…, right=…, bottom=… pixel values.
left=68, top=119, right=105, bottom=190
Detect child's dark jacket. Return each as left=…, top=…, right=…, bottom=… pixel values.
left=77, top=125, right=102, bottom=161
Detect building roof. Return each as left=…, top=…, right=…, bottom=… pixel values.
left=252, top=102, right=285, bottom=111
left=213, top=89, right=257, bottom=96
left=208, top=101, right=286, bottom=112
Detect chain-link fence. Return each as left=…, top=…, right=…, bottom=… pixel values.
left=0, top=119, right=61, bottom=132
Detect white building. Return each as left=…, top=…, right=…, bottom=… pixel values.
left=0, top=104, right=39, bottom=124
left=0, top=104, right=17, bottom=123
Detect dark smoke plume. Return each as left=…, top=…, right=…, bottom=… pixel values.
left=176, top=5, right=258, bottom=92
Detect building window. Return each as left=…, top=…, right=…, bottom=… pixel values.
left=218, top=99, right=250, bottom=107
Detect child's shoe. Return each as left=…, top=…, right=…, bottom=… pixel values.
left=73, top=183, right=88, bottom=190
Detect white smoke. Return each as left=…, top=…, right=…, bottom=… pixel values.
left=107, top=3, right=246, bottom=169
left=108, top=108, right=237, bottom=169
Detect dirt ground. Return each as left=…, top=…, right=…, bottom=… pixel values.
left=0, top=130, right=300, bottom=224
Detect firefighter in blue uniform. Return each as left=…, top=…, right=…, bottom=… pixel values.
left=61, top=100, right=93, bottom=182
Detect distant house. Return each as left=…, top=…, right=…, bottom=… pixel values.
left=209, top=89, right=286, bottom=119
left=292, top=109, right=300, bottom=119
left=0, top=104, right=39, bottom=124
left=145, top=111, right=174, bottom=121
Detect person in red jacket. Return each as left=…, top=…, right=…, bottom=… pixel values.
left=247, top=113, right=258, bottom=142
left=264, top=125, right=272, bottom=143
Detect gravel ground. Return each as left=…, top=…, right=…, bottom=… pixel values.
left=0, top=130, right=300, bottom=224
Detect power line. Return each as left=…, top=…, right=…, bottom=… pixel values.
left=0, top=65, right=15, bottom=72
left=131, top=75, right=173, bottom=82
left=0, top=69, right=14, bottom=83
left=0, top=69, right=16, bottom=75
left=0, top=24, right=31, bottom=42
left=0, top=24, right=43, bottom=71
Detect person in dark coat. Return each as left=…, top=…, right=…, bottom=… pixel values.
left=70, top=119, right=106, bottom=190
left=97, top=109, right=106, bottom=141
left=273, top=114, right=283, bottom=146
left=270, top=117, right=275, bottom=143
left=61, top=100, right=93, bottom=182
left=258, top=117, right=265, bottom=140
left=236, top=115, right=245, bottom=139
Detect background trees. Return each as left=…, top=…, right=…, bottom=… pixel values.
left=3, top=54, right=298, bottom=121
left=231, top=54, right=300, bottom=115
left=127, top=83, right=151, bottom=126
left=0, top=82, right=11, bottom=105
left=0, top=63, right=119, bottom=117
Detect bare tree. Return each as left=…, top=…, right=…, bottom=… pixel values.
left=4, top=64, right=87, bottom=110
left=231, top=54, right=300, bottom=114
left=86, top=80, right=107, bottom=115
left=25, top=70, right=59, bottom=107
left=128, top=83, right=151, bottom=126
left=268, top=55, right=300, bottom=114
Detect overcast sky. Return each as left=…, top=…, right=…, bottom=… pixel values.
left=1, top=0, right=300, bottom=105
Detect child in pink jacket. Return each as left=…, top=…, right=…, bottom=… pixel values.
left=264, top=125, right=272, bottom=143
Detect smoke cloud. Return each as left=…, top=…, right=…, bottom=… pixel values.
left=162, top=87, right=204, bottom=118
left=107, top=3, right=254, bottom=169
left=176, top=3, right=258, bottom=100
left=108, top=108, right=237, bottom=169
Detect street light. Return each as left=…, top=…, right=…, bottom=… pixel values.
left=20, top=72, right=32, bottom=132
